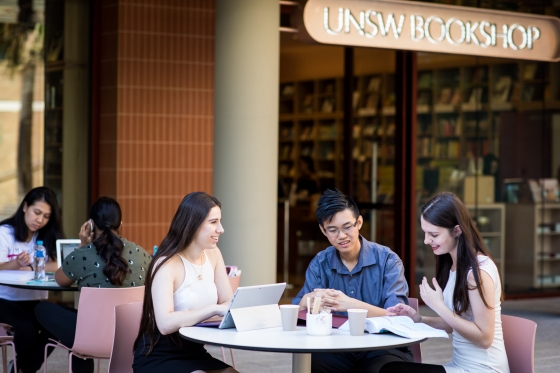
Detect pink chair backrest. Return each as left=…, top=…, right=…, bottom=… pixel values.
left=408, top=298, right=422, bottom=363
left=0, top=324, right=11, bottom=337
left=502, top=314, right=537, bottom=373
left=72, top=286, right=145, bottom=358
left=228, top=270, right=241, bottom=293
left=108, top=302, right=143, bottom=373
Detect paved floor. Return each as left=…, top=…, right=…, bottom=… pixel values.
left=1, top=296, right=559, bottom=372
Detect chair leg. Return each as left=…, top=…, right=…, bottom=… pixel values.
left=96, top=358, right=100, bottom=373
left=69, top=351, right=73, bottom=373
left=230, top=348, right=236, bottom=369
left=221, top=347, right=226, bottom=363
left=10, top=343, right=16, bottom=373
left=2, top=345, right=7, bottom=373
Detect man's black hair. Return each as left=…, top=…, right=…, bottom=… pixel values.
left=316, top=189, right=359, bottom=226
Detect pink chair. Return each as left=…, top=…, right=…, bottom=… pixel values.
left=108, top=302, right=143, bottom=373
left=219, top=271, right=242, bottom=369
left=408, top=298, right=422, bottom=363
left=43, top=286, right=145, bottom=373
left=0, top=323, right=16, bottom=373
left=502, top=314, right=537, bottom=373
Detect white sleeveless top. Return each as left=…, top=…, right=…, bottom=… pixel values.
left=442, top=256, right=509, bottom=373
left=173, top=252, right=218, bottom=312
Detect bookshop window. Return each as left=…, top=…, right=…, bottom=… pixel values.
left=0, top=1, right=45, bottom=218
left=415, top=50, right=560, bottom=295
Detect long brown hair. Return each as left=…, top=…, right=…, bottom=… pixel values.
left=133, top=192, right=221, bottom=355
left=421, top=192, right=503, bottom=315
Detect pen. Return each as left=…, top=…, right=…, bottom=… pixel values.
left=7, top=254, right=20, bottom=258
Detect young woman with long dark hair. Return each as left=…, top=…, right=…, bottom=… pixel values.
left=380, top=192, right=509, bottom=373
left=133, top=192, right=237, bottom=373
left=0, top=186, right=64, bottom=373
left=35, top=196, right=151, bottom=373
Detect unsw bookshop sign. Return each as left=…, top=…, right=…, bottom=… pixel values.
left=303, top=0, right=560, bottom=61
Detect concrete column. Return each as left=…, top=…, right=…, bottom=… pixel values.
left=214, top=1, right=279, bottom=286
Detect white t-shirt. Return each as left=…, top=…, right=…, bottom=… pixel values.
left=442, top=255, right=509, bottom=373
left=0, top=225, right=47, bottom=300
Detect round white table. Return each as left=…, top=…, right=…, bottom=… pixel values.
left=0, top=278, right=78, bottom=291
left=179, top=326, right=425, bottom=373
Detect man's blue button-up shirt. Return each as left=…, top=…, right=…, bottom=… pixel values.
left=292, top=237, right=409, bottom=312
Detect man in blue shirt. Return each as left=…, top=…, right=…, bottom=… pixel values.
left=293, top=189, right=412, bottom=372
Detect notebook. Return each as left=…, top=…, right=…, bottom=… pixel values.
left=56, top=239, right=81, bottom=268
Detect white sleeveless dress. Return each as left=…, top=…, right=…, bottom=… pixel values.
left=174, top=252, right=218, bottom=312
left=442, top=255, right=509, bottom=373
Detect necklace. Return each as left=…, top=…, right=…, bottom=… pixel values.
left=188, top=253, right=204, bottom=280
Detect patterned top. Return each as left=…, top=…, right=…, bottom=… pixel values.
left=62, top=238, right=151, bottom=290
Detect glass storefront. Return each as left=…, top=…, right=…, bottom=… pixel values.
left=278, top=0, right=560, bottom=297
left=0, top=0, right=45, bottom=219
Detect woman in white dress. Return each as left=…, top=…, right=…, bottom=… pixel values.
left=380, top=192, right=509, bottom=373
left=133, top=192, right=237, bottom=373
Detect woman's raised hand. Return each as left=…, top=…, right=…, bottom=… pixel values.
left=79, top=221, right=94, bottom=247
left=386, top=303, right=422, bottom=323
left=419, top=277, right=445, bottom=313
left=16, top=252, right=32, bottom=268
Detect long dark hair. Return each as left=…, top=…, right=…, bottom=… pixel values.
left=90, top=197, right=128, bottom=286
left=0, top=186, right=64, bottom=260
left=421, top=192, right=503, bottom=315
left=133, top=192, right=221, bottom=355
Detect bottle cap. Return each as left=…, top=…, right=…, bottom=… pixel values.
left=37, top=240, right=43, bottom=245
left=36, top=250, right=45, bottom=258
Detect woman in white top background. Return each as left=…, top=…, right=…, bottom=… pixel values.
left=0, top=186, right=65, bottom=373
left=381, top=192, right=509, bottom=373
left=133, top=192, right=237, bottom=373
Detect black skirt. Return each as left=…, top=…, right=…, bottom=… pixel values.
left=133, top=331, right=231, bottom=372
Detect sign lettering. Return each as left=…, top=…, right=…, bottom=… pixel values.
left=303, top=0, right=560, bottom=61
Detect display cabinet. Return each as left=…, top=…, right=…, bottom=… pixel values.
left=505, top=203, right=560, bottom=291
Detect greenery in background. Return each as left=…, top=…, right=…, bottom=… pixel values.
left=0, top=0, right=43, bottom=198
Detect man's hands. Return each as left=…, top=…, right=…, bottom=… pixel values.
left=307, top=288, right=358, bottom=313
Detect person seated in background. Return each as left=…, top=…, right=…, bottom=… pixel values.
left=380, top=192, right=508, bottom=373
left=292, top=189, right=412, bottom=373
left=35, top=196, right=151, bottom=373
left=290, top=156, right=321, bottom=207
left=133, top=192, right=237, bottom=373
left=0, top=186, right=64, bottom=373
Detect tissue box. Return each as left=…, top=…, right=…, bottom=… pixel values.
left=463, top=176, right=495, bottom=204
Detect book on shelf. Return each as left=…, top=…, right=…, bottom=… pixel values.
left=353, top=91, right=361, bottom=111
left=321, top=97, right=335, bottom=113
left=522, top=85, right=535, bottom=102
left=471, top=67, right=486, bottom=84
left=367, top=76, right=381, bottom=92
left=491, top=76, right=512, bottom=103
left=281, top=84, right=294, bottom=97
left=417, top=72, right=432, bottom=89
left=339, top=316, right=448, bottom=339
left=523, top=63, right=538, bottom=80
left=438, top=88, right=452, bottom=104
left=301, top=94, right=313, bottom=113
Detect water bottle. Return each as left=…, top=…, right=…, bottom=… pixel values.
left=34, top=241, right=46, bottom=281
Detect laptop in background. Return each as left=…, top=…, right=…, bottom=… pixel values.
left=56, top=239, right=81, bottom=268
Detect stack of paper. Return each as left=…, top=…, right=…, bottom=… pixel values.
left=0, top=270, right=35, bottom=282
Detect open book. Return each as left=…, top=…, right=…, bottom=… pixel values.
left=339, top=316, right=448, bottom=339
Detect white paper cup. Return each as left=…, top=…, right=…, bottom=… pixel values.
left=306, top=313, right=332, bottom=336
left=347, top=309, right=367, bottom=336
left=279, top=305, right=299, bottom=331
